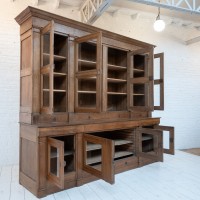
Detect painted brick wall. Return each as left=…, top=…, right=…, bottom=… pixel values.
left=0, top=0, right=200, bottom=165
left=0, top=0, right=80, bottom=166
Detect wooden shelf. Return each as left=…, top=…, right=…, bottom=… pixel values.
left=43, top=53, right=67, bottom=61
left=107, top=78, right=127, bottom=83
left=43, top=89, right=49, bottom=92
left=87, top=139, right=132, bottom=151
left=133, top=93, right=144, bottom=96
left=108, top=64, right=127, bottom=71
left=51, top=150, right=74, bottom=159
left=54, top=72, right=67, bottom=77
left=142, top=135, right=153, bottom=141
left=86, top=151, right=133, bottom=165
left=78, top=59, right=96, bottom=66
left=133, top=68, right=144, bottom=73
left=78, top=91, right=96, bottom=94
left=53, top=89, right=66, bottom=92
left=107, top=92, right=127, bottom=95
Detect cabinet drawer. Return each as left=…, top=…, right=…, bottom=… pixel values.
left=115, top=156, right=138, bottom=174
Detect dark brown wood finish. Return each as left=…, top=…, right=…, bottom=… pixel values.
left=154, top=53, right=164, bottom=110
left=16, top=7, right=174, bottom=198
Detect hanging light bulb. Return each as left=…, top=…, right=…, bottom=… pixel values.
left=154, top=4, right=165, bottom=32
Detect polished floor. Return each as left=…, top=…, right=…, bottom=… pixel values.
left=1, top=150, right=200, bottom=200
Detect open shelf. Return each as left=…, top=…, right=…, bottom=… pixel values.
left=43, top=53, right=67, bottom=61
left=41, top=33, right=68, bottom=113
left=49, top=135, right=75, bottom=174
left=133, top=93, right=144, bottom=96
left=107, top=64, right=127, bottom=71
left=78, top=42, right=97, bottom=64
left=107, top=92, right=127, bottom=95
left=53, top=89, right=66, bottom=92
left=50, top=150, right=74, bottom=158
left=108, top=47, right=127, bottom=68
left=107, top=78, right=127, bottom=83
left=87, top=139, right=132, bottom=151
left=54, top=72, right=67, bottom=77
left=133, top=54, right=145, bottom=78
left=87, top=151, right=133, bottom=165
left=78, top=91, right=96, bottom=94
left=142, top=135, right=153, bottom=141
left=78, top=59, right=97, bottom=71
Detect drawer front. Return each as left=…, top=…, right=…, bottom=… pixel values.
left=115, top=156, right=138, bottom=174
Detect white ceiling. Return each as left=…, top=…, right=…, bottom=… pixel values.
left=40, top=0, right=200, bottom=43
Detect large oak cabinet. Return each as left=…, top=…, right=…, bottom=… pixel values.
left=15, top=7, right=174, bottom=198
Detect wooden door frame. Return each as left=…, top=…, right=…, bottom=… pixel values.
left=136, top=127, right=163, bottom=162
left=154, top=53, right=164, bottom=110
left=74, top=32, right=102, bottom=113
left=154, top=125, right=175, bottom=155
left=82, top=133, right=115, bottom=184
left=40, top=20, right=54, bottom=114
left=128, top=48, right=153, bottom=111
left=47, top=137, right=64, bottom=189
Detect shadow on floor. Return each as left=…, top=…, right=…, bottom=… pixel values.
left=181, top=148, right=200, bottom=156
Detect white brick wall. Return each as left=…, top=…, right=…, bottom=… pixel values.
left=0, top=0, right=200, bottom=165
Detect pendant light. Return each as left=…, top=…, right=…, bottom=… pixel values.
left=154, top=3, right=165, bottom=32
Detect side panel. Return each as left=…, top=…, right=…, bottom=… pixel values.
left=20, top=29, right=33, bottom=114
left=19, top=125, right=38, bottom=196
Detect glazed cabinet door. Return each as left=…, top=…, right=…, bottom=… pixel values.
left=82, top=133, right=115, bottom=184
left=74, top=32, right=102, bottom=112
left=154, top=53, right=164, bottom=110
left=47, top=138, right=64, bottom=189
left=128, top=48, right=153, bottom=111
left=41, top=21, right=68, bottom=114
left=41, top=21, right=54, bottom=114
left=47, top=135, right=76, bottom=189
left=136, top=127, right=163, bottom=161
left=154, top=125, right=174, bottom=155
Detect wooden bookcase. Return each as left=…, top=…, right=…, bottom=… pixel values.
left=15, top=7, right=174, bottom=198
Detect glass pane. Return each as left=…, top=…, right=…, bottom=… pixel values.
left=163, top=131, right=170, bottom=150
left=43, top=74, right=49, bottom=89
left=78, top=42, right=97, bottom=72
left=86, top=141, right=102, bottom=171
left=42, top=31, right=50, bottom=67
left=108, top=47, right=127, bottom=67
left=133, top=54, right=145, bottom=78
left=142, top=133, right=154, bottom=153
left=42, top=74, right=50, bottom=107
left=54, top=34, right=67, bottom=57
left=54, top=92, right=66, bottom=112
left=154, top=57, right=160, bottom=80
left=133, top=84, right=145, bottom=106
left=43, top=91, right=49, bottom=107
left=50, top=146, right=59, bottom=177
left=63, top=135, right=74, bottom=173
left=78, top=77, right=96, bottom=108
left=154, top=84, right=160, bottom=107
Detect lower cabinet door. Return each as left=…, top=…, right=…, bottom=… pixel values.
left=47, top=138, right=64, bottom=189
left=136, top=127, right=163, bottom=162
left=82, top=133, right=115, bottom=184
left=154, top=125, right=175, bottom=155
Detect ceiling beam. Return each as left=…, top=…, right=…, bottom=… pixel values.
left=80, top=0, right=113, bottom=24
left=128, top=0, right=200, bottom=15
left=185, top=36, right=200, bottom=45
